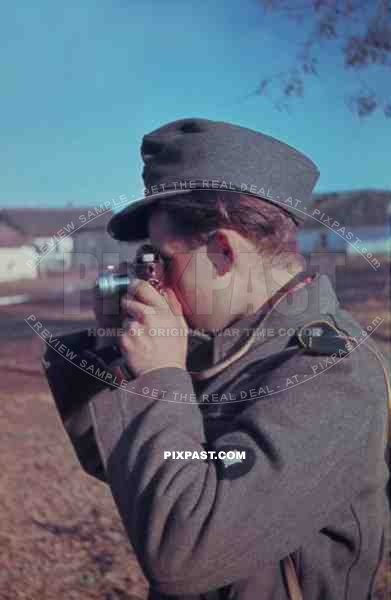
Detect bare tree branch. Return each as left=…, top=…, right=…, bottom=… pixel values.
left=255, top=0, right=391, bottom=117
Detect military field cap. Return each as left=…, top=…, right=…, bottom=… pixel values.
left=107, top=117, right=320, bottom=242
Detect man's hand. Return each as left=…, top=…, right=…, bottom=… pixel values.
left=119, top=279, right=189, bottom=378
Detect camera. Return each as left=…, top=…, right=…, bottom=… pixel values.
left=94, top=243, right=166, bottom=350
left=95, top=242, right=166, bottom=300
left=93, top=243, right=167, bottom=362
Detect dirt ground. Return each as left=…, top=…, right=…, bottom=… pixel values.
left=0, top=266, right=390, bottom=600
left=0, top=342, right=149, bottom=600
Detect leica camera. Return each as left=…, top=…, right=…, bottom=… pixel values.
left=93, top=242, right=166, bottom=361
left=94, top=242, right=166, bottom=335
left=96, top=242, right=166, bottom=301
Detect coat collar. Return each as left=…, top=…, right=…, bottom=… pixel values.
left=186, top=270, right=339, bottom=372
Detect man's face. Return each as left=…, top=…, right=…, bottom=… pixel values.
left=145, top=208, right=305, bottom=333
left=147, top=209, right=238, bottom=332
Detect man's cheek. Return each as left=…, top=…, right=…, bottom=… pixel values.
left=167, top=258, right=197, bottom=315
left=179, top=287, right=196, bottom=317
left=181, top=284, right=206, bottom=318
left=167, top=278, right=194, bottom=317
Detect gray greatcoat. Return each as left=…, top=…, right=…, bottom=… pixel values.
left=42, top=271, right=390, bottom=600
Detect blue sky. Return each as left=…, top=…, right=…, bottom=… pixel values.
left=1, top=0, right=390, bottom=209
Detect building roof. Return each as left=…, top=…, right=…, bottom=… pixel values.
left=0, top=207, right=113, bottom=238
left=1, top=189, right=390, bottom=239
left=305, top=189, right=391, bottom=229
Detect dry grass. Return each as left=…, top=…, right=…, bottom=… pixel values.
left=0, top=389, right=148, bottom=600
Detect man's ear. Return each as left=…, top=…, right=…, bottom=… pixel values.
left=206, top=230, right=234, bottom=276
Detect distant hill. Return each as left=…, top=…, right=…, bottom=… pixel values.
left=304, top=189, right=391, bottom=229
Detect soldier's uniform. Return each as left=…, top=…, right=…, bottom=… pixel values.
left=42, top=268, right=391, bottom=600
left=42, top=117, right=391, bottom=599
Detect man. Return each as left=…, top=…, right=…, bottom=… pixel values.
left=43, top=117, right=390, bottom=599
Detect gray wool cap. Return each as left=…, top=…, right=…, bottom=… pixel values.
left=107, top=117, right=320, bottom=242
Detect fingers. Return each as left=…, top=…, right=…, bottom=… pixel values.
left=121, top=279, right=188, bottom=324
left=120, top=297, right=155, bottom=322
left=160, top=286, right=183, bottom=314
left=127, top=279, right=167, bottom=307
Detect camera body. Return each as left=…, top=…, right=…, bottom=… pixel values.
left=93, top=243, right=166, bottom=355
left=95, top=242, right=165, bottom=302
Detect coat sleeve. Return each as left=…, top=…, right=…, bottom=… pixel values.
left=87, top=345, right=389, bottom=595
left=61, top=401, right=108, bottom=484
left=41, top=329, right=114, bottom=484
